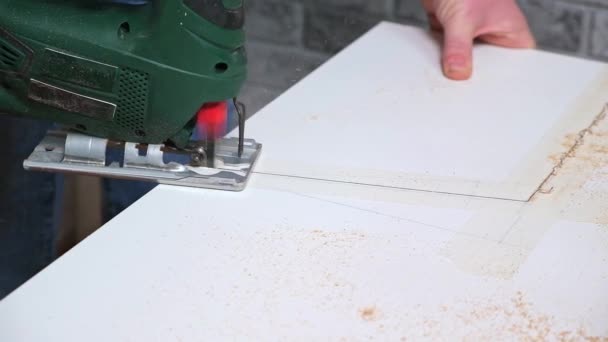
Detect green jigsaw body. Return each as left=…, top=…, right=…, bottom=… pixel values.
left=0, top=0, right=247, bottom=147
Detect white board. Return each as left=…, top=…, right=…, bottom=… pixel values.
left=243, top=22, right=608, bottom=201
left=0, top=181, right=606, bottom=340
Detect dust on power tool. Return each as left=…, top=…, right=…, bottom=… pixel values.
left=0, top=0, right=261, bottom=191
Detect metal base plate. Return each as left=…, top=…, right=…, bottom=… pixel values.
left=23, top=131, right=262, bottom=191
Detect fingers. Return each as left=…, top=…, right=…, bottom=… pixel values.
left=428, top=14, right=442, bottom=32
left=477, top=2, right=536, bottom=49
left=479, top=29, right=536, bottom=49
left=422, top=0, right=536, bottom=80
left=441, top=20, right=474, bottom=80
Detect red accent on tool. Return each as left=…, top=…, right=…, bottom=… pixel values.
left=196, top=101, right=228, bottom=140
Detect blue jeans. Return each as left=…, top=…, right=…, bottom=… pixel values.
left=0, top=118, right=62, bottom=298
left=0, top=117, right=153, bottom=299
left=0, top=102, right=237, bottom=299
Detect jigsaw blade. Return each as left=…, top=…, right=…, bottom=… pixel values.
left=196, top=102, right=228, bottom=168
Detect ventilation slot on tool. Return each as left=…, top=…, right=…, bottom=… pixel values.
left=115, top=68, right=149, bottom=136
left=0, top=40, right=23, bottom=72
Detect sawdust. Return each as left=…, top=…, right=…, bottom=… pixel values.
left=359, top=306, right=380, bottom=321
left=230, top=226, right=369, bottom=310
left=311, top=229, right=326, bottom=236
left=532, top=107, right=608, bottom=224
left=533, top=108, right=608, bottom=201
left=548, top=153, right=562, bottom=164
left=529, top=107, right=608, bottom=224
left=590, top=144, right=608, bottom=154
left=422, top=292, right=608, bottom=341
left=561, top=133, right=578, bottom=150
left=552, top=134, right=608, bottom=169
left=309, top=229, right=366, bottom=243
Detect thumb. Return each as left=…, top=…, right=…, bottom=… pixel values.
left=441, top=20, right=475, bottom=80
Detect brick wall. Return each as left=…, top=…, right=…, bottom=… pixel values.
left=240, top=0, right=608, bottom=113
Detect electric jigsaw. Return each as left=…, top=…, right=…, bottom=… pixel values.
left=0, top=0, right=261, bottom=191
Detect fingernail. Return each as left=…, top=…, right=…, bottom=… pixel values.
left=445, top=56, right=467, bottom=72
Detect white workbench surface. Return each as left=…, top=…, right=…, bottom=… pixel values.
left=1, top=23, right=608, bottom=341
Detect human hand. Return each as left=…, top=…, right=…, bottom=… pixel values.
left=422, top=0, right=535, bottom=80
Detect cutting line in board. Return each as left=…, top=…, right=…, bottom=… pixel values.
left=498, top=214, right=525, bottom=244
left=529, top=106, right=608, bottom=202
left=288, top=191, right=521, bottom=246
left=255, top=106, right=608, bottom=205
left=256, top=172, right=526, bottom=203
